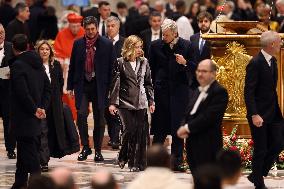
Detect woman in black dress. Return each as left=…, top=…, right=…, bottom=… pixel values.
left=109, top=35, right=155, bottom=172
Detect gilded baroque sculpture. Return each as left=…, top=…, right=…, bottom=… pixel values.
left=213, top=42, right=252, bottom=120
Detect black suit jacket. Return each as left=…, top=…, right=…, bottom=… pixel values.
left=114, top=36, right=124, bottom=58
left=67, top=36, right=115, bottom=110
left=140, top=28, right=162, bottom=58
left=0, top=42, right=14, bottom=117
left=189, top=32, right=211, bottom=65
left=183, top=81, right=228, bottom=166
left=6, top=18, right=30, bottom=43
left=10, top=51, right=51, bottom=137
left=244, top=52, right=283, bottom=123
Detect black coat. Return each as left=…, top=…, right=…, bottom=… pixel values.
left=189, top=32, right=211, bottom=65
left=0, top=3, right=16, bottom=28
left=140, top=28, right=162, bottom=59
left=244, top=52, right=283, bottom=123
left=10, top=51, right=51, bottom=137
left=45, top=60, right=65, bottom=157
left=0, top=42, right=13, bottom=118
left=67, top=36, right=115, bottom=110
left=149, top=38, right=196, bottom=135
left=114, top=36, right=124, bottom=58
left=183, top=81, right=228, bottom=171
left=6, top=18, right=30, bottom=43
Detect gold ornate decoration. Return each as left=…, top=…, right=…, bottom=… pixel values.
left=212, top=41, right=252, bottom=120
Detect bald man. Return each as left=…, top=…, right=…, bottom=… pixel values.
left=91, top=169, right=118, bottom=189
left=50, top=167, right=77, bottom=189
left=177, top=59, right=228, bottom=175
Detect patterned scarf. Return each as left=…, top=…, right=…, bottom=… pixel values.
left=85, top=33, right=99, bottom=81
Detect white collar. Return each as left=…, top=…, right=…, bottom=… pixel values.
left=100, top=16, right=106, bottom=23
left=198, top=81, right=213, bottom=93
left=151, top=28, right=160, bottom=35
left=261, top=49, right=272, bottom=64
left=113, top=34, right=119, bottom=42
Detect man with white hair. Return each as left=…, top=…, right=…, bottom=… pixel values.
left=149, top=18, right=196, bottom=172
left=245, top=31, right=284, bottom=189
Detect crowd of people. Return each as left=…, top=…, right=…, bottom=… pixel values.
left=1, top=0, right=284, bottom=189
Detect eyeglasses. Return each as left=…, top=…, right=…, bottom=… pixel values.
left=196, top=69, right=212, bottom=74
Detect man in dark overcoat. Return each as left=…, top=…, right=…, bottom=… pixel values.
left=148, top=18, right=196, bottom=171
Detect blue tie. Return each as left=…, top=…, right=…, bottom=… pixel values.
left=199, top=38, right=205, bottom=54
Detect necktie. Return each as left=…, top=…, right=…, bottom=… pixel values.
left=199, top=38, right=205, bottom=54
left=270, top=57, right=276, bottom=76
left=190, top=87, right=208, bottom=115
left=102, top=21, right=106, bottom=36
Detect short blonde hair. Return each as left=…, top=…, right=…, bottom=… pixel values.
left=35, top=40, right=55, bottom=64
left=121, top=35, right=144, bottom=61
left=161, top=19, right=178, bottom=33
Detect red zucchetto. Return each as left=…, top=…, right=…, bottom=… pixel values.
left=67, top=13, right=83, bottom=23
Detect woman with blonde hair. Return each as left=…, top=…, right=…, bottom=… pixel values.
left=35, top=40, right=65, bottom=171
left=109, top=35, right=155, bottom=172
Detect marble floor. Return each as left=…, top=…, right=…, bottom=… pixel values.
left=1, top=119, right=284, bottom=189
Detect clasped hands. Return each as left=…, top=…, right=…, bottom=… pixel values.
left=35, top=108, right=46, bottom=119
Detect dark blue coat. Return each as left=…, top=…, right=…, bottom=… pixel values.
left=149, top=38, right=196, bottom=135
left=67, top=36, right=115, bottom=110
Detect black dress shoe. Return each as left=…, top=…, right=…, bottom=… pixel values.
left=112, top=142, right=120, bottom=150
left=41, top=164, right=48, bottom=172
left=118, top=161, right=126, bottom=169
left=130, top=167, right=140, bottom=172
left=94, top=152, right=104, bottom=162
left=77, top=147, right=92, bottom=161
left=7, top=151, right=16, bottom=159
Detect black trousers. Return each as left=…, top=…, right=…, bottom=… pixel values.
left=249, top=119, right=284, bottom=187
left=77, top=79, right=105, bottom=152
left=0, top=86, right=16, bottom=152
left=105, top=110, right=121, bottom=144
left=39, top=119, right=50, bottom=165
left=12, top=135, right=41, bottom=189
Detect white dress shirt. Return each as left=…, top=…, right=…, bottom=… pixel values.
left=111, top=34, right=119, bottom=45
left=129, top=61, right=136, bottom=72
left=43, top=63, right=51, bottom=82
left=99, top=16, right=107, bottom=36
left=184, top=83, right=212, bottom=132
left=151, top=28, right=160, bottom=41
left=261, top=49, right=272, bottom=67
left=0, top=43, right=4, bottom=66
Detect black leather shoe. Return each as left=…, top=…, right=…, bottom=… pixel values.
left=41, top=164, right=48, bottom=172
left=77, top=147, right=92, bottom=161
left=94, top=151, right=104, bottom=162
left=118, top=161, right=126, bottom=169
left=7, top=151, right=16, bottom=159
left=130, top=167, right=140, bottom=172
left=112, top=142, right=120, bottom=150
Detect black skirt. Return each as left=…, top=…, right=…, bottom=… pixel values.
left=118, top=108, right=148, bottom=170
